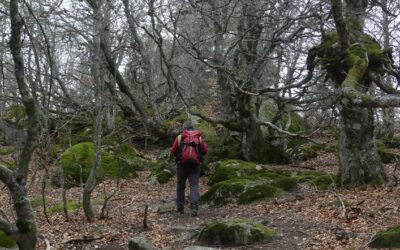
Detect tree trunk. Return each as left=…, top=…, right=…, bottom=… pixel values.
left=338, top=103, right=386, bottom=185
left=0, top=1, right=40, bottom=248
left=330, top=0, right=387, bottom=186
left=380, top=0, right=394, bottom=139
left=83, top=0, right=104, bottom=222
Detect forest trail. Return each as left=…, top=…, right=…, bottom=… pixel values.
left=1, top=150, right=400, bottom=249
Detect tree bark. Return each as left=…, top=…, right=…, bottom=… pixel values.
left=83, top=0, right=104, bottom=222
left=0, top=0, right=40, bottom=248
left=330, top=0, right=387, bottom=185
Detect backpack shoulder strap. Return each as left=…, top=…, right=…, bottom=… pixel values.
left=177, top=134, right=182, bottom=146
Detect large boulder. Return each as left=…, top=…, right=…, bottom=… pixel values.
left=198, top=219, right=274, bottom=246
left=128, top=237, right=156, bottom=250
left=202, top=160, right=335, bottom=206
left=146, top=161, right=174, bottom=185
left=59, top=142, right=138, bottom=188
left=369, top=225, right=400, bottom=248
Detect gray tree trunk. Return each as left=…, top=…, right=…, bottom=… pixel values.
left=0, top=1, right=40, bottom=249
left=380, top=0, right=394, bottom=139
left=83, top=0, right=104, bottom=222
left=331, top=0, right=387, bottom=185
left=338, top=102, right=386, bottom=185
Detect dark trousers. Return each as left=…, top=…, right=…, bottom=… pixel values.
left=176, top=163, right=200, bottom=212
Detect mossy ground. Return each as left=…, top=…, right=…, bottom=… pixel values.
left=198, top=219, right=275, bottom=246
left=369, top=225, right=400, bottom=248
left=48, top=199, right=104, bottom=214
left=202, top=160, right=335, bottom=205
left=0, top=230, right=16, bottom=248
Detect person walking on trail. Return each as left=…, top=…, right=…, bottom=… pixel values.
left=171, top=120, right=208, bottom=217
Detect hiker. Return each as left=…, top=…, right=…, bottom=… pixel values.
left=171, top=120, right=208, bottom=217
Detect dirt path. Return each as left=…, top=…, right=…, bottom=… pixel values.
left=2, top=152, right=400, bottom=249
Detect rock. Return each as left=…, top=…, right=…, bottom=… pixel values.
left=157, top=202, right=176, bottom=214
left=369, top=225, right=400, bottom=248
left=333, top=228, right=357, bottom=240
left=97, top=244, right=124, bottom=250
left=128, top=237, right=156, bottom=250
left=184, top=247, right=219, bottom=250
left=198, top=219, right=275, bottom=246
left=146, top=166, right=174, bottom=185
left=169, top=225, right=198, bottom=235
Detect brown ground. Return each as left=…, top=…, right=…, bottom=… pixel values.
left=2, top=151, right=400, bottom=250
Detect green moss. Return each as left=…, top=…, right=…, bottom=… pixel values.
left=312, top=32, right=390, bottom=86
left=60, top=142, right=137, bottom=188
left=369, top=225, right=400, bottom=248
left=198, top=219, right=275, bottom=246
left=48, top=200, right=80, bottom=214
left=16, top=219, right=35, bottom=233
left=30, top=197, right=44, bottom=208
left=377, top=146, right=397, bottom=164
left=147, top=163, right=174, bottom=184
left=0, top=230, right=16, bottom=248
left=202, top=179, right=250, bottom=206
left=238, top=182, right=282, bottom=204
left=0, top=159, right=16, bottom=170
left=3, top=105, right=27, bottom=129
left=383, top=135, right=400, bottom=148
left=196, top=121, right=241, bottom=165
left=271, top=176, right=298, bottom=191
left=208, top=160, right=258, bottom=185
left=0, top=147, right=16, bottom=155
left=203, top=177, right=288, bottom=206
left=295, top=171, right=335, bottom=191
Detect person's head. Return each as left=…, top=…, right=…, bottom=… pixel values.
left=182, top=120, right=194, bottom=130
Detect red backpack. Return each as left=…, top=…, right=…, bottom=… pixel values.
left=177, top=130, right=203, bottom=165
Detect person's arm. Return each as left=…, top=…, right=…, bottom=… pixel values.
left=171, top=137, right=179, bottom=156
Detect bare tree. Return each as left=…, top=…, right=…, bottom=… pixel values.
left=308, top=0, right=400, bottom=185
left=0, top=0, right=39, bottom=248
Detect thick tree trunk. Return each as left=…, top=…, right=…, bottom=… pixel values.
left=338, top=103, right=386, bottom=185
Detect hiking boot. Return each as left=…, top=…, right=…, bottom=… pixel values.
left=191, top=211, right=198, bottom=217
left=177, top=207, right=184, bottom=214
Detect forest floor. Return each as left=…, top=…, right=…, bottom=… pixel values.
left=2, top=150, right=400, bottom=250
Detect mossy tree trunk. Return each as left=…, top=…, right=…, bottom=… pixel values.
left=338, top=98, right=386, bottom=185
left=330, top=0, right=387, bottom=185
left=0, top=1, right=39, bottom=249
left=234, top=2, right=264, bottom=161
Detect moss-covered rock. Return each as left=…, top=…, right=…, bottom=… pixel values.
left=3, top=105, right=27, bottom=129
left=203, top=160, right=334, bottom=205
left=208, top=160, right=292, bottom=186
left=0, top=230, right=16, bottom=248
left=383, top=135, right=400, bottom=148
left=198, top=219, right=274, bottom=246
left=294, top=171, right=335, bottom=191
left=238, top=182, right=282, bottom=204
left=59, top=142, right=138, bottom=188
left=377, top=147, right=397, bottom=164
left=146, top=163, right=174, bottom=185
left=196, top=121, right=241, bottom=165
left=369, top=225, right=400, bottom=248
